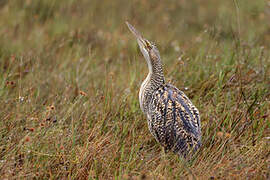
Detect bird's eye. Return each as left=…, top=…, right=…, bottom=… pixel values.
left=145, top=40, right=152, bottom=49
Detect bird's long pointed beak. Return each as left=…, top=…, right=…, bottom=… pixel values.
left=126, top=21, right=146, bottom=48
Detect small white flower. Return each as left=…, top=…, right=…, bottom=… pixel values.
left=19, top=96, right=24, bottom=102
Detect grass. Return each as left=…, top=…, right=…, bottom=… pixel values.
left=0, top=0, right=269, bottom=179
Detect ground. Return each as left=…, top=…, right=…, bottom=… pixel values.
left=0, top=0, right=269, bottom=179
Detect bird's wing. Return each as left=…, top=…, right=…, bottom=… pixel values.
left=148, top=84, right=201, bottom=153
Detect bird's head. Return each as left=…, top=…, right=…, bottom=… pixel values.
left=126, top=22, right=161, bottom=69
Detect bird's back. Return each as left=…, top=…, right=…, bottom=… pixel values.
left=146, top=83, right=201, bottom=157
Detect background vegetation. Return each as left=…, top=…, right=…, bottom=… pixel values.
left=0, top=0, right=269, bottom=179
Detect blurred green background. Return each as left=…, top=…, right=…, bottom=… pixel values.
left=0, top=0, right=269, bottom=179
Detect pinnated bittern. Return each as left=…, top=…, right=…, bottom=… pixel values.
left=126, top=22, right=201, bottom=158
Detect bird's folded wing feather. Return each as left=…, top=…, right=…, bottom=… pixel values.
left=148, top=84, right=201, bottom=151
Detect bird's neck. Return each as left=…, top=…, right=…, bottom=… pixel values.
left=139, top=61, right=165, bottom=113
left=147, top=58, right=165, bottom=88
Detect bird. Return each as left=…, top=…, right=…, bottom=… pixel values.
left=126, top=22, right=202, bottom=158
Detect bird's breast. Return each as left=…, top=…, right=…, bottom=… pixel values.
left=139, top=73, right=151, bottom=113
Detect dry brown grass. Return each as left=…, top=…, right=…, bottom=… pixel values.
left=0, top=0, right=269, bottom=179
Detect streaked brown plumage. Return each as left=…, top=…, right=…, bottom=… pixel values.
left=126, top=22, right=201, bottom=157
